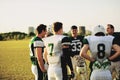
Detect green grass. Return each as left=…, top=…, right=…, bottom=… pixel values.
left=0, top=40, right=91, bottom=80
left=0, top=40, right=34, bottom=80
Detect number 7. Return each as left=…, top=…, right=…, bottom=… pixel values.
left=48, top=43, right=54, bottom=56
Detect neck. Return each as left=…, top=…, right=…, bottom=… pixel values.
left=107, top=33, right=113, bottom=35
left=72, top=35, right=77, bottom=38
left=54, top=31, right=62, bottom=35
left=37, top=34, right=42, bottom=38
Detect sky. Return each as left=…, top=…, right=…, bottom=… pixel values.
left=0, top=0, right=120, bottom=33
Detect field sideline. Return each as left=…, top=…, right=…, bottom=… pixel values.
left=0, top=40, right=90, bottom=80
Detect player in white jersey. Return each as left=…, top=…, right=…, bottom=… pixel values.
left=43, top=22, right=66, bottom=80
left=80, top=25, right=120, bottom=80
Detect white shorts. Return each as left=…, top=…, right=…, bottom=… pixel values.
left=48, top=63, right=62, bottom=80
left=90, top=69, right=112, bottom=80
left=31, top=65, right=38, bottom=80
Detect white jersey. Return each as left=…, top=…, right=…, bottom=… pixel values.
left=86, top=35, right=114, bottom=63
left=85, top=35, right=114, bottom=80
left=43, top=35, right=65, bottom=64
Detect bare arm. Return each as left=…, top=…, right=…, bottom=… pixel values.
left=43, top=48, right=48, bottom=63
left=108, top=44, right=120, bottom=60
left=36, top=48, right=46, bottom=72
left=80, top=44, right=95, bottom=62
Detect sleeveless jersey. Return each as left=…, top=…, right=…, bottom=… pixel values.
left=29, top=36, right=45, bottom=65
left=84, top=35, right=114, bottom=63
left=43, top=35, right=65, bottom=64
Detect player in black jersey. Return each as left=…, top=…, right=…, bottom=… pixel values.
left=70, top=35, right=84, bottom=57
left=61, top=36, right=74, bottom=80
left=69, top=25, right=87, bottom=80
left=29, top=24, right=47, bottom=80
left=106, top=24, right=120, bottom=80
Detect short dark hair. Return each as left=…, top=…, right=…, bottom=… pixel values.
left=53, top=22, right=63, bottom=32
left=36, top=24, right=47, bottom=34
left=71, top=25, right=77, bottom=29
left=95, top=32, right=105, bottom=36
left=107, top=24, right=114, bottom=30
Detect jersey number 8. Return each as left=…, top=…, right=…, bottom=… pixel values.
left=97, top=43, right=105, bottom=59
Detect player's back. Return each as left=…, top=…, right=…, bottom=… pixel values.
left=86, top=35, right=114, bottom=80
left=86, top=35, right=114, bottom=62
left=44, top=35, right=65, bottom=65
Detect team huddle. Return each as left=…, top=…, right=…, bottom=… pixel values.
left=29, top=22, right=120, bottom=80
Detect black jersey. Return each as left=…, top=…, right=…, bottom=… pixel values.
left=110, top=33, right=120, bottom=62
left=61, top=36, right=73, bottom=80
left=70, top=35, right=84, bottom=56
left=29, top=36, right=45, bottom=65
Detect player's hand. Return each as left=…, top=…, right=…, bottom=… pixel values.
left=91, top=58, right=96, bottom=62
left=71, top=71, right=75, bottom=78
left=43, top=72, right=48, bottom=80
left=92, top=60, right=101, bottom=69
left=42, top=68, right=47, bottom=73
left=44, top=62, right=49, bottom=70
left=101, top=58, right=111, bottom=69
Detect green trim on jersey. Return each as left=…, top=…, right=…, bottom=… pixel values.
left=30, top=36, right=43, bottom=45
left=30, top=56, right=37, bottom=65
left=29, top=36, right=44, bottom=65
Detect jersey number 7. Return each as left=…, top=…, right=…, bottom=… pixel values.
left=48, top=43, right=54, bottom=56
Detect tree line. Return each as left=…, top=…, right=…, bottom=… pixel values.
left=0, top=30, right=92, bottom=41
left=0, top=32, right=35, bottom=41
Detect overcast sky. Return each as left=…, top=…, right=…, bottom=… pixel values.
left=0, top=0, right=120, bottom=33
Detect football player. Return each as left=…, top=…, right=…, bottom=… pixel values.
left=69, top=25, right=86, bottom=80
left=43, top=22, right=66, bottom=80
left=80, top=25, right=120, bottom=80
left=61, top=36, right=74, bottom=80
left=29, top=24, right=47, bottom=80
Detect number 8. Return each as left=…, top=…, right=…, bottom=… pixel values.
left=97, top=44, right=105, bottom=59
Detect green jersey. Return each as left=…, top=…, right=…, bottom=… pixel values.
left=29, top=36, right=45, bottom=65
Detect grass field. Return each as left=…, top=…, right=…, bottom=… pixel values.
left=0, top=40, right=34, bottom=80
left=0, top=40, right=90, bottom=80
